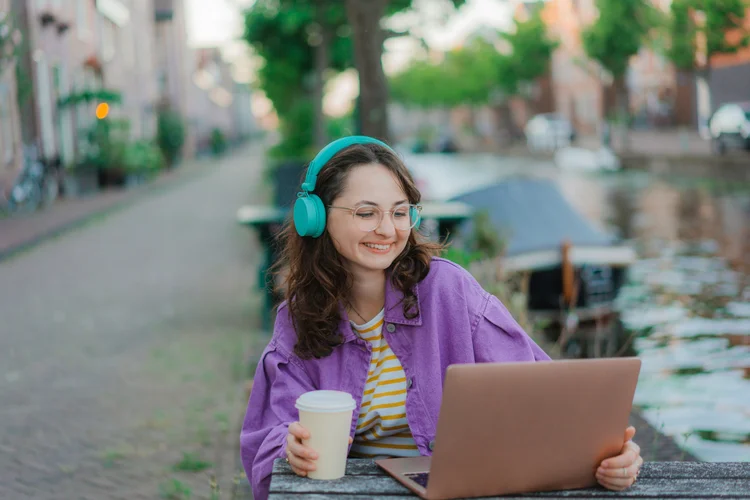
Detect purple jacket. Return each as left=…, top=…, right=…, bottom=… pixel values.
left=240, top=258, right=551, bottom=499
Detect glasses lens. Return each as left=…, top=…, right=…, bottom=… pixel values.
left=354, top=206, right=382, bottom=232
left=392, top=205, right=414, bottom=230
left=353, top=205, right=419, bottom=231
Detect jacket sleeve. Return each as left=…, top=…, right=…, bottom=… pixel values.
left=472, top=293, right=552, bottom=363
left=240, top=341, right=315, bottom=500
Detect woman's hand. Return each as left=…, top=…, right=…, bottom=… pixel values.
left=285, top=421, right=353, bottom=477
left=596, top=426, right=643, bottom=491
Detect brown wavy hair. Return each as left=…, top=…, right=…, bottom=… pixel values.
left=273, top=143, right=443, bottom=359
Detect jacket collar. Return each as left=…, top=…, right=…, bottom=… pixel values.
left=384, top=274, right=423, bottom=327
left=338, top=275, right=423, bottom=342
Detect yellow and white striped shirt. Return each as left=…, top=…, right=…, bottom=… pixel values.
left=349, top=309, right=421, bottom=459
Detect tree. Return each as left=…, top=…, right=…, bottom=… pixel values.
left=243, top=0, right=352, bottom=157
left=499, top=11, right=558, bottom=140
left=389, top=11, right=556, bottom=145
left=666, top=0, right=749, bottom=113
left=582, top=0, right=656, bottom=146
left=345, top=0, right=466, bottom=141
left=389, top=39, right=504, bottom=109
left=501, top=10, right=558, bottom=104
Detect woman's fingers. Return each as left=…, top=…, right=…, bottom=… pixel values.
left=286, top=422, right=319, bottom=477
left=289, top=421, right=310, bottom=440
left=597, top=455, right=643, bottom=491
left=598, top=460, right=640, bottom=480
left=597, top=474, right=636, bottom=491
left=287, top=422, right=318, bottom=458
left=287, top=450, right=317, bottom=475
left=600, top=441, right=640, bottom=469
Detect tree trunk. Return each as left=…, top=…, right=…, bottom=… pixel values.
left=492, top=101, right=520, bottom=148
left=312, top=24, right=331, bottom=148
left=614, top=76, right=630, bottom=153
left=674, top=70, right=697, bottom=127
left=345, top=0, right=390, bottom=142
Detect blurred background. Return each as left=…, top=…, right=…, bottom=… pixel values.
left=0, top=0, right=748, bottom=498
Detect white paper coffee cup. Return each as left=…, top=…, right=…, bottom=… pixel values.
left=295, top=390, right=356, bottom=480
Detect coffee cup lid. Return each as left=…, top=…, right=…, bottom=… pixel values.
left=295, top=390, right=356, bottom=413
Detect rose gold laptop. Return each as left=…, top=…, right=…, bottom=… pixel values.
left=376, top=357, right=641, bottom=500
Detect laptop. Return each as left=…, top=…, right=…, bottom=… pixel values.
left=376, top=357, right=641, bottom=500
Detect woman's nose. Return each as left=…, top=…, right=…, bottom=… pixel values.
left=375, top=212, right=396, bottom=236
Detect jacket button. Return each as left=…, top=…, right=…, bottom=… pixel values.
left=407, top=377, right=413, bottom=389
left=428, top=440, right=435, bottom=451
left=386, top=323, right=396, bottom=333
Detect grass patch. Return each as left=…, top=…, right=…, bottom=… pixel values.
left=101, top=444, right=134, bottom=468
left=159, top=478, right=192, bottom=499
left=173, top=452, right=212, bottom=472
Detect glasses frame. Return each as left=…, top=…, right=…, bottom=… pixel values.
left=328, top=203, right=422, bottom=232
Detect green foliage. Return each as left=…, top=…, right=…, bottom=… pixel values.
left=57, top=89, right=122, bottom=109
left=267, top=99, right=316, bottom=161
left=156, top=108, right=186, bottom=167
left=158, top=478, right=192, bottom=499
left=326, top=113, right=356, bottom=138
left=666, top=0, right=749, bottom=71
left=702, top=0, right=749, bottom=58
left=244, top=0, right=468, bottom=157
left=173, top=452, right=212, bottom=472
left=210, top=128, right=228, bottom=157
left=468, top=210, right=506, bottom=258
left=390, top=39, right=505, bottom=108
left=582, top=0, right=655, bottom=79
left=122, top=141, right=165, bottom=173
left=667, top=0, right=697, bottom=70
left=78, top=119, right=164, bottom=175
left=501, top=11, right=559, bottom=95
left=0, top=11, right=22, bottom=74
left=243, top=0, right=352, bottom=158
left=390, top=9, right=555, bottom=108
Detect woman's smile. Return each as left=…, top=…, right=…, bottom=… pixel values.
left=361, top=242, right=393, bottom=254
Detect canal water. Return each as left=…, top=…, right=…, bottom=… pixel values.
left=404, top=152, right=750, bottom=462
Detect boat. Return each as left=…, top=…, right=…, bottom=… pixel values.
left=450, top=177, right=637, bottom=358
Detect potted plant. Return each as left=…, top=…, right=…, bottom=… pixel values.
left=210, top=127, right=227, bottom=157
left=122, top=140, right=165, bottom=186
left=156, top=107, right=186, bottom=168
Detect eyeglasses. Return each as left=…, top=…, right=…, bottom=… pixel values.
left=328, top=204, right=422, bottom=232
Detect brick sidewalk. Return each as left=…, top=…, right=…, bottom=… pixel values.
left=0, top=156, right=213, bottom=261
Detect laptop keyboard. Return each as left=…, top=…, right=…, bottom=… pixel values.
left=404, top=472, right=430, bottom=488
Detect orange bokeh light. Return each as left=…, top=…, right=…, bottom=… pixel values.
left=96, top=103, right=110, bottom=120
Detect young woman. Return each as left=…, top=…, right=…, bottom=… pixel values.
left=240, top=136, right=642, bottom=499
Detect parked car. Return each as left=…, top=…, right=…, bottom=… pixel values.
left=708, top=101, right=750, bottom=154
left=524, top=113, right=576, bottom=151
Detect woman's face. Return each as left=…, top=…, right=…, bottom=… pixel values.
left=326, top=163, right=411, bottom=275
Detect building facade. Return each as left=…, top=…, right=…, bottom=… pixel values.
left=521, top=0, right=679, bottom=134
left=0, top=0, right=24, bottom=195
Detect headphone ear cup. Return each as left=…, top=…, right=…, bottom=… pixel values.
left=293, top=194, right=326, bottom=237
left=411, top=205, right=421, bottom=230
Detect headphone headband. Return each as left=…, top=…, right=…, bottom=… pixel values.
left=300, top=136, right=393, bottom=193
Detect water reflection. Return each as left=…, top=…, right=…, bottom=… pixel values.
left=555, top=171, right=750, bottom=462
left=404, top=153, right=750, bottom=462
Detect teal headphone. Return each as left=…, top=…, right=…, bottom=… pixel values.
left=293, top=135, right=421, bottom=238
